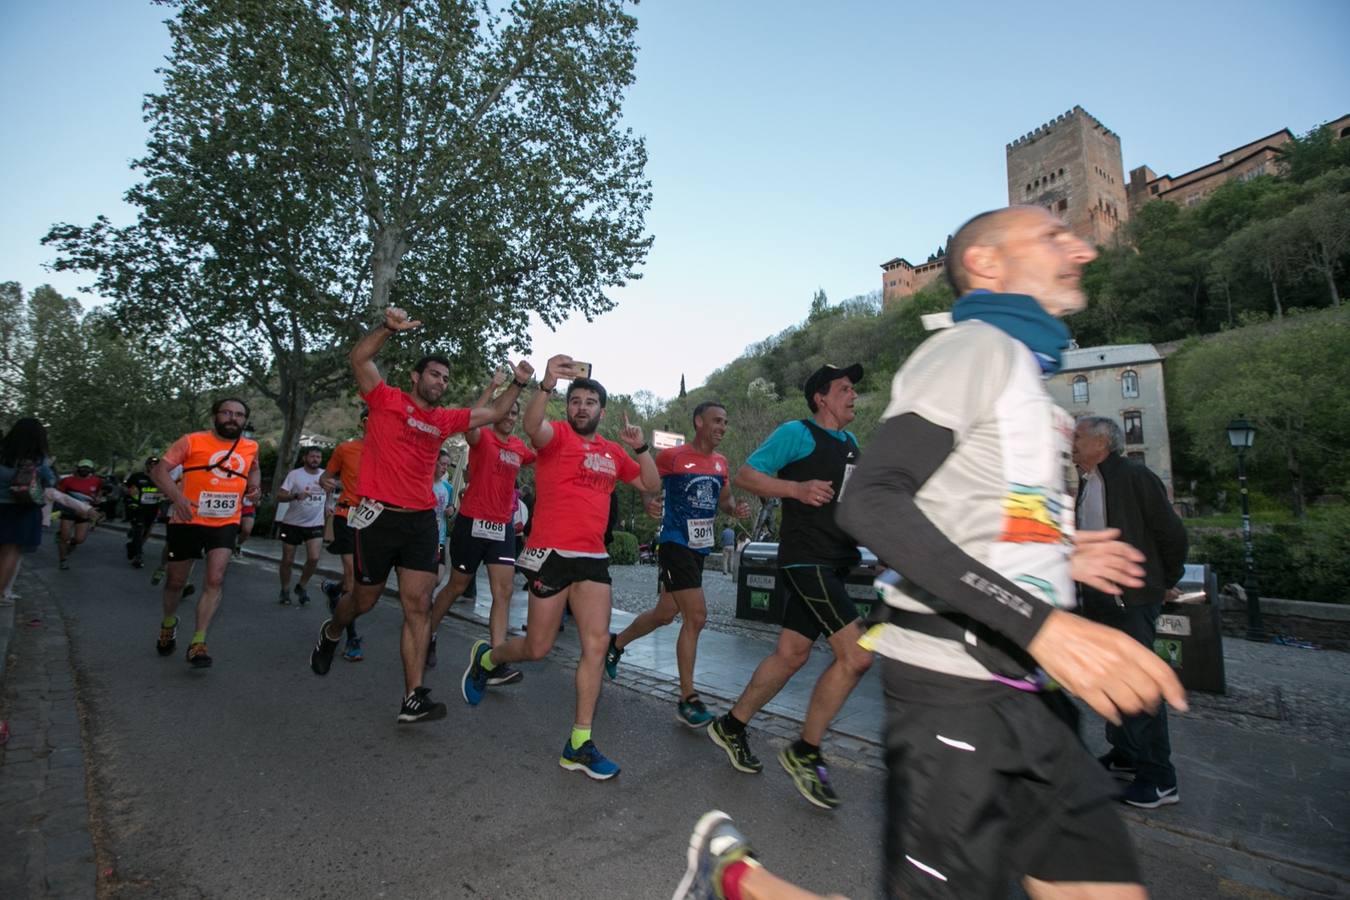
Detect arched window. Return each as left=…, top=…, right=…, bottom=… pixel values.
left=1072, top=375, right=1089, bottom=404
left=1121, top=369, right=1139, bottom=399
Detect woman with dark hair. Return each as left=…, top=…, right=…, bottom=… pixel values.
left=0, top=418, right=57, bottom=596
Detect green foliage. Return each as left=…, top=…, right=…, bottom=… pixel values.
left=1188, top=508, right=1350, bottom=604
left=1167, top=312, right=1350, bottom=517
left=43, top=0, right=652, bottom=494
left=606, top=530, right=638, bottom=565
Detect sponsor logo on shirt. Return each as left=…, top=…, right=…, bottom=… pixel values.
left=499, top=449, right=522, bottom=467
left=405, top=416, right=441, bottom=436
left=998, top=484, right=1067, bottom=544
left=582, top=452, right=617, bottom=477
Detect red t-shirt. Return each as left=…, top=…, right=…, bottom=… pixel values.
left=459, top=428, right=536, bottom=523
left=57, top=474, right=104, bottom=499
left=527, top=421, right=640, bottom=554
left=357, top=381, right=471, bottom=510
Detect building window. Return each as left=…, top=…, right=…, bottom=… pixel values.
left=1072, top=376, right=1089, bottom=404
left=1127, top=451, right=1145, bottom=464
left=1057, top=199, right=1068, bottom=211
left=1059, top=168, right=1065, bottom=176
left=1121, top=369, right=1139, bottom=398
left=1123, top=411, right=1143, bottom=445
left=1026, top=183, right=1032, bottom=193
left=1150, top=184, right=1159, bottom=195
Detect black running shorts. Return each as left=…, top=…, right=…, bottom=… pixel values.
left=881, top=659, right=1140, bottom=898
left=166, top=522, right=240, bottom=562
left=780, top=565, right=859, bottom=641
left=277, top=523, right=324, bottom=546
left=448, top=513, right=516, bottom=576
left=658, top=542, right=706, bottom=593
left=516, top=548, right=610, bottom=599
left=353, top=508, right=438, bottom=585
left=327, top=514, right=355, bottom=556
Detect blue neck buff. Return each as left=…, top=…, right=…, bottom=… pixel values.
left=951, top=291, right=1072, bottom=374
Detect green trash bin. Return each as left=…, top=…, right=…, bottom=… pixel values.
left=1153, top=563, right=1226, bottom=694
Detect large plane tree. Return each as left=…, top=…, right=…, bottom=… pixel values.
left=46, top=0, right=651, bottom=492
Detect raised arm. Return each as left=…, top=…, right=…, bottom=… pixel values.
left=524, top=354, right=577, bottom=449
left=465, top=369, right=510, bottom=446
left=350, top=307, right=421, bottom=396
left=617, top=412, right=660, bottom=493
left=466, top=360, right=533, bottom=430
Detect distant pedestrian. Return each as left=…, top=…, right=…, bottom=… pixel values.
left=0, top=418, right=57, bottom=595
left=721, top=524, right=735, bottom=575
left=1073, top=415, right=1189, bottom=809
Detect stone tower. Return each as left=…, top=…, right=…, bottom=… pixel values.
left=1006, top=106, right=1128, bottom=246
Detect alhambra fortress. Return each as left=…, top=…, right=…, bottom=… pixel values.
left=879, top=106, right=1350, bottom=307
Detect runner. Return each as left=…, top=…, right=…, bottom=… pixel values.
left=56, top=459, right=104, bottom=570
left=837, top=205, right=1185, bottom=898
left=604, top=401, right=750, bottom=727
left=151, top=398, right=261, bottom=668
left=427, top=369, right=536, bottom=675
left=707, top=364, right=871, bottom=810
left=308, top=305, right=531, bottom=725
left=427, top=448, right=455, bottom=612
left=461, top=355, right=658, bottom=779
left=275, top=446, right=327, bottom=605
left=234, top=424, right=258, bottom=556
left=123, top=456, right=162, bottom=568
left=319, top=408, right=368, bottom=661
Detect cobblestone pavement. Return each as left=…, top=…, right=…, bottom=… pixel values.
left=0, top=587, right=97, bottom=899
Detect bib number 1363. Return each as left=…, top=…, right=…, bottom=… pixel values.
left=197, top=492, right=239, bottom=518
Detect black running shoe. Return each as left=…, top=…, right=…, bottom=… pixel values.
left=186, top=642, right=213, bottom=669
left=709, top=716, right=763, bottom=774
left=398, top=687, right=447, bottom=724
left=310, top=620, right=339, bottom=675
left=322, top=580, right=342, bottom=614
left=426, top=633, right=438, bottom=669
left=604, top=633, right=623, bottom=679
left=156, top=620, right=177, bottom=657
left=293, top=583, right=310, bottom=605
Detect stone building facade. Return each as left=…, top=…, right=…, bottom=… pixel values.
left=1044, top=344, right=1174, bottom=496
left=1005, top=106, right=1129, bottom=247
left=880, top=255, right=946, bottom=308
left=1126, top=113, right=1350, bottom=211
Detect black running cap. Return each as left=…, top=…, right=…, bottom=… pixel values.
left=803, top=363, right=863, bottom=403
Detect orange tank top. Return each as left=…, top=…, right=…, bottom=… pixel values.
left=171, top=431, right=258, bottom=526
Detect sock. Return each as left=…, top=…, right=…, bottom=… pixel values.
left=721, top=712, right=746, bottom=735
left=721, top=858, right=761, bottom=900
left=480, top=649, right=497, bottom=671
left=161, top=616, right=177, bottom=628
left=570, top=725, right=591, bottom=749
left=792, top=738, right=820, bottom=757
left=191, top=630, right=206, bottom=644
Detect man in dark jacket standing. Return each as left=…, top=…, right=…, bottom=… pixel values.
left=1073, top=415, right=1188, bottom=809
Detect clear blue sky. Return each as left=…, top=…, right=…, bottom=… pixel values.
left=3, top=1, right=1347, bottom=397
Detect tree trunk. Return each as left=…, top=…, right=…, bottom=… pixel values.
left=369, top=227, right=408, bottom=311
left=269, top=373, right=312, bottom=501
left=1286, top=442, right=1305, bottom=520
left=1224, top=282, right=1233, bottom=326
left=1269, top=276, right=1283, bottom=319
left=1325, top=268, right=1341, bottom=307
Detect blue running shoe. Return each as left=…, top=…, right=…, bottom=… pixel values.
left=342, top=636, right=364, bottom=662
left=559, top=739, right=620, bottom=780
left=462, top=639, right=490, bottom=705
left=672, top=810, right=757, bottom=900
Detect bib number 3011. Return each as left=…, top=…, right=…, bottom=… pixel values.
left=687, top=517, right=714, bottom=550
left=348, top=498, right=384, bottom=531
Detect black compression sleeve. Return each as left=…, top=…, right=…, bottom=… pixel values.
left=836, top=413, right=1056, bottom=650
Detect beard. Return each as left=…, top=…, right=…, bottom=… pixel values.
left=215, top=420, right=243, bottom=439
left=568, top=413, right=600, bottom=436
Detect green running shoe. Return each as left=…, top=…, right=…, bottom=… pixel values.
left=778, top=745, right=840, bottom=810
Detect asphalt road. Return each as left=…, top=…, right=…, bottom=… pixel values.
left=23, top=529, right=1336, bottom=899
left=48, top=532, right=884, bottom=899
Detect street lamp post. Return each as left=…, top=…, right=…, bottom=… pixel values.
left=1226, top=417, right=1261, bottom=640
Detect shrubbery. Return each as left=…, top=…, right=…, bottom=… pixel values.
left=607, top=530, right=638, bottom=565
left=1187, top=507, right=1350, bottom=604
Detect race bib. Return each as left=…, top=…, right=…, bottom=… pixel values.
left=348, top=498, right=384, bottom=531
left=471, top=518, right=507, bottom=541
left=197, top=491, right=239, bottom=518
left=139, top=488, right=160, bottom=506
left=687, top=517, right=715, bottom=550
left=517, top=547, right=551, bottom=572
left=837, top=464, right=857, bottom=502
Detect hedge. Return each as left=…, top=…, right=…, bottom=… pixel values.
left=1187, top=508, right=1350, bottom=604
left=607, top=530, right=638, bottom=565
